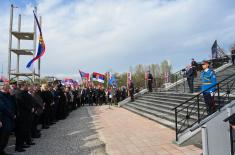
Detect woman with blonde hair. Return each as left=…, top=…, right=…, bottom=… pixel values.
left=40, top=83, right=52, bottom=129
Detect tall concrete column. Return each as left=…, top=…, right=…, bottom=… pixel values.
left=8, top=4, right=14, bottom=81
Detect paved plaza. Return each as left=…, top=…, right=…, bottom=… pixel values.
left=90, top=105, right=202, bottom=155
left=6, top=105, right=202, bottom=155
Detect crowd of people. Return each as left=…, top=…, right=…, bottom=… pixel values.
left=0, top=82, right=130, bottom=155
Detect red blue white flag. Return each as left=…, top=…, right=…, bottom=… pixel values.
left=79, top=70, right=90, bottom=81
left=92, top=72, right=105, bottom=83
left=26, top=11, right=46, bottom=70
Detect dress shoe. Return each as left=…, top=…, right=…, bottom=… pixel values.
left=1, top=151, right=13, bottom=155
left=26, top=142, right=35, bottom=145
left=22, top=144, right=30, bottom=148
left=32, top=134, right=41, bottom=138
left=42, top=126, right=49, bottom=129
left=15, top=148, right=26, bottom=152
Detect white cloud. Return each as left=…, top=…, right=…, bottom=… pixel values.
left=1, top=0, right=235, bottom=79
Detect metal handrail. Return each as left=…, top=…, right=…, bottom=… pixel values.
left=162, top=60, right=232, bottom=92
left=173, top=72, right=235, bottom=110
left=173, top=72, right=235, bottom=141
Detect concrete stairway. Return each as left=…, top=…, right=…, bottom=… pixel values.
left=122, top=91, right=207, bottom=129
left=122, top=63, right=235, bottom=130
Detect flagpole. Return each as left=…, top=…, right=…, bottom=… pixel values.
left=8, top=4, right=13, bottom=81
left=106, top=72, right=109, bottom=89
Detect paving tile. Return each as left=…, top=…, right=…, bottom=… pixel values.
left=91, top=105, right=202, bottom=155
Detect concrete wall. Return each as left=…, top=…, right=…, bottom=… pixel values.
left=202, top=100, right=235, bottom=155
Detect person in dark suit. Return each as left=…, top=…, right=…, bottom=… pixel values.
left=81, top=88, right=87, bottom=106
left=87, top=87, right=93, bottom=106
left=15, top=83, right=34, bottom=152
left=231, top=49, right=235, bottom=65
left=147, top=71, right=153, bottom=92
left=129, top=81, right=135, bottom=102
left=56, top=85, right=67, bottom=120
left=31, top=85, right=43, bottom=139
left=121, top=87, right=127, bottom=101
left=191, top=58, right=198, bottom=78
left=0, top=84, right=15, bottom=155
left=186, top=65, right=194, bottom=93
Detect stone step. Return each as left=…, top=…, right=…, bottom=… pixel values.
left=122, top=105, right=176, bottom=129
left=132, top=101, right=205, bottom=119
left=142, top=94, right=194, bottom=101
left=125, top=102, right=197, bottom=124
left=148, top=92, right=196, bottom=98
left=124, top=103, right=196, bottom=128
left=140, top=95, right=206, bottom=103
left=136, top=98, right=206, bottom=108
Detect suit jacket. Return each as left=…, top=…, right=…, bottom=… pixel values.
left=0, top=92, right=15, bottom=131
left=15, top=90, right=33, bottom=123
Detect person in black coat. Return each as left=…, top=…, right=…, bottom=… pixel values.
left=129, top=81, right=135, bottom=102
left=231, top=49, right=235, bottom=65
left=99, top=87, right=105, bottom=105
left=29, top=85, right=43, bottom=139
left=93, top=87, right=99, bottom=106
left=87, top=87, right=93, bottom=106
left=81, top=88, right=86, bottom=106
left=15, top=83, right=34, bottom=152
left=121, top=87, right=127, bottom=101
left=147, top=71, right=153, bottom=92
left=186, top=65, right=194, bottom=93
left=40, top=84, right=52, bottom=129
left=0, top=84, right=15, bottom=155
left=56, top=85, right=67, bottom=120
left=116, top=88, right=121, bottom=103
left=75, top=86, right=81, bottom=108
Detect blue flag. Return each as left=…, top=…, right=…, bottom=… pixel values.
left=109, top=74, right=117, bottom=86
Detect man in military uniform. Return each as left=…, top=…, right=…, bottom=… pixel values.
left=201, top=61, right=217, bottom=114
left=147, top=71, right=153, bottom=92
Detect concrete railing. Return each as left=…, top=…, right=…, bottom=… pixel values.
left=118, top=89, right=148, bottom=107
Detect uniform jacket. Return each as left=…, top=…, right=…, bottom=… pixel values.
left=201, top=68, right=217, bottom=92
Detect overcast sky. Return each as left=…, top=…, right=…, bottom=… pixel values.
left=1, top=0, right=235, bottom=79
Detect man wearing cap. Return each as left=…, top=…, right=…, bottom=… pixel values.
left=201, top=61, right=217, bottom=114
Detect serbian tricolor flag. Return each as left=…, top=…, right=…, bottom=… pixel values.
left=79, top=70, right=90, bottom=80
left=92, top=72, right=105, bottom=83
left=26, top=11, right=46, bottom=70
